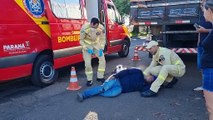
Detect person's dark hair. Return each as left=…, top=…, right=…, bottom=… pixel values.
left=205, top=0, right=213, bottom=11
left=90, top=17, right=100, bottom=25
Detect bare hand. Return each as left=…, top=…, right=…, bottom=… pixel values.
left=145, top=75, right=155, bottom=83
left=196, top=26, right=209, bottom=33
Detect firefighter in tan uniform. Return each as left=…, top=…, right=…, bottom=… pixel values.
left=141, top=41, right=186, bottom=97
left=80, top=18, right=106, bottom=86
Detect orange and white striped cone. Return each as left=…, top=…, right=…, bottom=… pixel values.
left=67, top=67, right=81, bottom=91
left=131, top=49, right=141, bottom=61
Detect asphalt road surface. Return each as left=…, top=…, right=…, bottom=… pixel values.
left=0, top=38, right=208, bottom=120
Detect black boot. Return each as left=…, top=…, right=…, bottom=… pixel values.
left=164, top=78, right=178, bottom=88
left=77, top=93, right=84, bottom=102
left=97, top=78, right=105, bottom=83
left=141, top=90, right=157, bottom=97
left=86, top=81, right=93, bottom=86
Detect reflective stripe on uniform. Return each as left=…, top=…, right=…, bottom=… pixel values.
left=84, top=40, right=92, bottom=45
left=158, top=74, right=165, bottom=81
left=85, top=27, right=90, bottom=33
left=175, top=60, right=181, bottom=65
left=177, top=65, right=180, bottom=75
left=86, top=71, right=93, bottom=74
left=97, top=28, right=102, bottom=31
left=98, top=69, right=105, bottom=72
left=101, top=45, right=105, bottom=48
left=143, top=72, right=148, bottom=76
left=84, top=39, right=98, bottom=45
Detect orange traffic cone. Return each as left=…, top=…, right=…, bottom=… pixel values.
left=67, top=67, right=81, bottom=91
left=131, top=49, right=141, bottom=61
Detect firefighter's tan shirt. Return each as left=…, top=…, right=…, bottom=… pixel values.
left=144, top=47, right=186, bottom=76
left=80, top=23, right=106, bottom=50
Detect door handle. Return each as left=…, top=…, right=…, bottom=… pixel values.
left=41, top=21, right=49, bottom=24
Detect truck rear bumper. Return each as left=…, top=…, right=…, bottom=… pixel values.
left=171, top=48, right=197, bottom=54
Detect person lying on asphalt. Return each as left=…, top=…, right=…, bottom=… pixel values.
left=77, top=65, right=156, bottom=102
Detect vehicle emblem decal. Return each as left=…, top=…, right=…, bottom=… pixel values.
left=23, top=0, right=44, bottom=18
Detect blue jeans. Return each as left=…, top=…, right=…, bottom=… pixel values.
left=82, top=79, right=122, bottom=99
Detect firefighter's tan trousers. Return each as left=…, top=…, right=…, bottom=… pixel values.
left=82, top=49, right=106, bottom=81
left=149, top=65, right=185, bottom=93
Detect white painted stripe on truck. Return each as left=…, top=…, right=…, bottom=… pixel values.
left=175, top=20, right=191, bottom=24
left=139, top=22, right=158, bottom=25
left=130, top=5, right=138, bottom=8
left=168, top=1, right=200, bottom=6
left=182, top=20, right=191, bottom=23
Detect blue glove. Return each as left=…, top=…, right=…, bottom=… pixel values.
left=87, top=49, right=93, bottom=55
left=99, top=49, right=103, bottom=57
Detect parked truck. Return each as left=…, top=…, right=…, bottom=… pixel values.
left=130, top=0, right=201, bottom=54
left=0, top=0, right=131, bottom=86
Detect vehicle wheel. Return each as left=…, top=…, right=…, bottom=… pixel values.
left=118, top=41, right=130, bottom=57
left=31, top=55, right=58, bottom=87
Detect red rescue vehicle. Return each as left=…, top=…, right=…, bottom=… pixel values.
left=0, top=0, right=131, bottom=86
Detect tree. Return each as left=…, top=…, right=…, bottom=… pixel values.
left=113, top=0, right=130, bottom=16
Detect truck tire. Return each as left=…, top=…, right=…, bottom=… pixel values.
left=31, top=55, right=58, bottom=87
left=118, top=41, right=130, bottom=57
